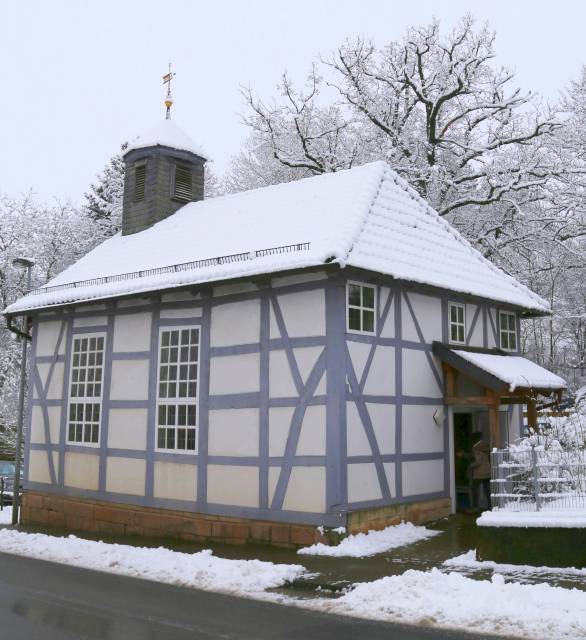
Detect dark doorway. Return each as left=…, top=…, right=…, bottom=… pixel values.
left=454, top=413, right=473, bottom=511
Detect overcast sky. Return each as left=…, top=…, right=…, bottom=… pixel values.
left=0, top=0, right=583, bottom=204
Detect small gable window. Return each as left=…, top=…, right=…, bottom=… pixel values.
left=499, top=311, right=517, bottom=352
left=173, top=163, right=193, bottom=201
left=347, top=282, right=376, bottom=334
left=448, top=302, right=466, bottom=344
left=134, top=163, right=146, bottom=202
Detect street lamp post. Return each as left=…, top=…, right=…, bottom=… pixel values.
left=12, top=257, right=34, bottom=526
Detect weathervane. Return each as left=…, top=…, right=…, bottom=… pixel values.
left=162, top=63, right=175, bottom=120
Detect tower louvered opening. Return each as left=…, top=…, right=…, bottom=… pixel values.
left=134, top=164, right=146, bottom=202
left=173, top=164, right=193, bottom=201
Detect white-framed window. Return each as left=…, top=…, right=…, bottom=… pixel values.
left=347, top=282, right=376, bottom=334
left=499, top=311, right=517, bottom=351
left=448, top=302, right=466, bottom=345
left=156, top=326, right=199, bottom=452
left=67, top=334, right=105, bottom=445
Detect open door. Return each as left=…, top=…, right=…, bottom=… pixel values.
left=453, top=413, right=473, bottom=511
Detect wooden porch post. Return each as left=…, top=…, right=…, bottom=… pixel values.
left=486, top=390, right=500, bottom=449
left=527, top=398, right=538, bottom=431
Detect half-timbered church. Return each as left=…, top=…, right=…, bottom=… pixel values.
left=5, top=107, right=566, bottom=546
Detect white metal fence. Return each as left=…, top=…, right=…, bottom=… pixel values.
left=491, top=447, right=586, bottom=511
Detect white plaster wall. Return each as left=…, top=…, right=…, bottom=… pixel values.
left=30, top=406, right=61, bottom=444
left=379, top=288, right=395, bottom=338
left=28, top=450, right=59, bottom=484
left=268, top=466, right=280, bottom=505
left=487, top=308, right=498, bottom=348
left=118, top=297, right=150, bottom=308
left=213, top=282, right=258, bottom=297
left=347, top=463, right=382, bottom=503
left=402, top=459, right=444, bottom=496
left=347, top=341, right=371, bottom=383
left=466, top=304, right=483, bottom=347
left=210, top=299, right=260, bottom=347
left=383, top=462, right=396, bottom=496
left=209, top=354, right=259, bottom=395
left=275, top=288, right=325, bottom=338
left=207, top=465, right=259, bottom=508
left=159, top=306, right=202, bottom=319
left=110, top=360, right=150, bottom=400
left=509, top=405, right=523, bottom=440
left=107, top=408, right=148, bottom=450
left=271, top=271, right=327, bottom=288
left=296, top=405, right=326, bottom=455
left=269, top=350, right=297, bottom=398
left=154, top=461, right=197, bottom=501
left=208, top=408, right=259, bottom=456
left=64, top=452, right=99, bottom=490
left=113, top=312, right=151, bottom=352
left=73, top=315, right=108, bottom=328
left=402, top=293, right=442, bottom=343
left=363, top=346, right=395, bottom=396
left=346, top=402, right=372, bottom=456
left=268, top=407, right=294, bottom=456
left=76, top=304, right=107, bottom=313
left=402, top=350, right=443, bottom=398
left=369, top=403, right=396, bottom=454
left=161, top=291, right=200, bottom=303
left=36, top=320, right=65, bottom=357
left=36, top=362, right=64, bottom=399
left=282, top=466, right=325, bottom=513
left=106, top=457, right=146, bottom=496
left=293, top=346, right=326, bottom=394
left=402, top=405, right=445, bottom=454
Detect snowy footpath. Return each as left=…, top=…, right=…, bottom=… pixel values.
left=0, top=525, right=585, bottom=639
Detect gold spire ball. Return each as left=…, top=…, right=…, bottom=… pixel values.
left=162, top=63, right=175, bottom=120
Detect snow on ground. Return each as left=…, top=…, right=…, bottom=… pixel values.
left=0, top=529, right=305, bottom=596
left=309, top=568, right=586, bottom=639
left=445, top=550, right=586, bottom=577
left=478, top=509, right=586, bottom=528
left=298, top=522, right=439, bottom=557
left=0, top=507, right=11, bottom=525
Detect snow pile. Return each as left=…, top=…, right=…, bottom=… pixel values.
left=0, top=507, right=11, bottom=525
left=298, top=522, right=439, bottom=557
left=313, top=568, right=586, bottom=639
left=478, top=509, right=586, bottom=528
left=0, top=529, right=305, bottom=595
left=452, top=350, right=566, bottom=392
left=6, top=161, right=548, bottom=314
left=445, top=550, right=586, bottom=577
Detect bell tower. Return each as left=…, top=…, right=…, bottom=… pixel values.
left=121, top=65, right=207, bottom=236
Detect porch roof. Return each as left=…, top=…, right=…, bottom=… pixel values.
left=432, top=343, right=566, bottom=394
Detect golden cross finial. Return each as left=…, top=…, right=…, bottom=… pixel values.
left=162, top=63, right=175, bottom=120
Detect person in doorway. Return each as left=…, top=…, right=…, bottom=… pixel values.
left=469, top=434, right=492, bottom=510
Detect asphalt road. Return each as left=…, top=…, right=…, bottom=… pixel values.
left=0, top=551, right=506, bottom=640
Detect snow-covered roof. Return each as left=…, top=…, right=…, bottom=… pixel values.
left=124, top=119, right=209, bottom=160
left=5, top=161, right=550, bottom=315
left=452, top=350, right=566, bottom=392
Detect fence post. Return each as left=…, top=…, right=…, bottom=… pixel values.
left=531, top=445, right=541, bottom=511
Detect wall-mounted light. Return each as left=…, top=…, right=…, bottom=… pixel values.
left=433, top=407, right=445, bottom=426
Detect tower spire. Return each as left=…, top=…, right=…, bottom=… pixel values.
left=162, top=63, right=175, bottom=120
